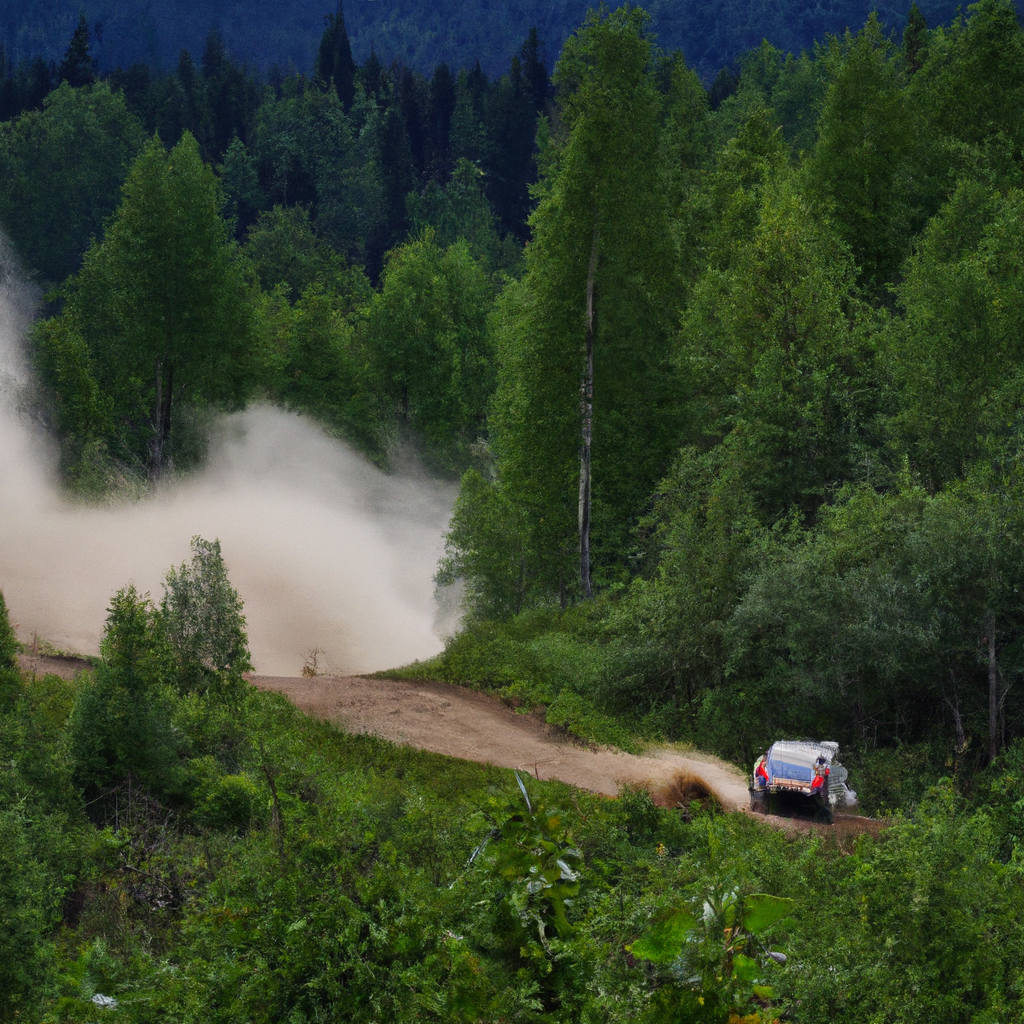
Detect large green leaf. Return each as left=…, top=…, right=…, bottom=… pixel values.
left=629, top=907, right=696, bottom=964
left=732, top=952, right=760, bottom=982
left=742, top=894, right=795, bottom=935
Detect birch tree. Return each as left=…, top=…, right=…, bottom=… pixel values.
left=478, top=7, right=678, bottom=606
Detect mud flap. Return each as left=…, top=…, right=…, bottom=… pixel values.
left=749, top=787, right=769, bottom=814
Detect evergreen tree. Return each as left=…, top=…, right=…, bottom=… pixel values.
left=806, top=16, right=915, bottom=292
left=315, top=0, right=357, bottom=110
left=220, top=135, right=264, bottom=237
left=904, top=2, right=929, bottom=73
left=25, top=56, right=55, bottom=111
left=245, top=203, right=364, bottom=302
left=201, top=29, right=260, bottom=162
left=681, top=174, right=869, bottom=521
left=484, top=55, right=538, bottom=239
left=520, top=27, right=549, bottom=112
left=397, top=65, right=428, bottom=179
left=884, top=182, right=1024, bottom=489
left=407, top=158, right=512, bottom=272
left=361, top=47, right=384, bottom=100
left=371, top=105, right=417, bottom=273
left=57, top=13, right=95, bottom=88
left=177, top=48, right=212, bottom=152
left=449, top=71, right=488, bottom=167
left=426, top=62, right=456, bottom=181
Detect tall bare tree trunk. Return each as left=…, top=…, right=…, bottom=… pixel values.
left=579, top=222, right=599, bottom=600
left=988, top=609, right=998, bottom=763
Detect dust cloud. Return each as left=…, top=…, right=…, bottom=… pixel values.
left=0, top=239, right=457, bottom=676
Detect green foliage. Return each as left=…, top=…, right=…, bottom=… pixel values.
left=41, top=130, right=257, bottom=481
left=544, top=689, right=636, bottom=751
left=362, top=231, right=494, bottom=472
left=589, top=444, right=762, bottom=740
left=630, top=890, right=793, bottom=1010
left=805, top=15, right=915, bottom=290
left=10, top=569, right=1024, bottom=1023
left=483, top=774, right=583, bottom=941
left=0, top=81, right=144, bottom=283
left=421, top=602, right=646, bottom=749
left=884, top=182, right=1024, bottom=487
left=0, top=807, right=54, bottom=1014
left=250, top=84, right=386, bottom=268
left=161, top=536, right=252, bottom=695
left=407, top=158, right=522, bottom=276
left=245, top=203, right=370, bottom=305
left=681, top=172, right=870, bottom=519
left=219, top=135, right=263, bottom=237
left=681, top=103, right=790, bottom=277
left=787, top=785, right=1024, bottom=1022
left=315, top=1, right=357, bottom=110
left=0, top=664, right=84, bottom=1021
left=908, top=0, right=1024, bottom=190
left=65, top=586, right=178, bottom=792
left=451, top=7, right=682, bottom=612
left=845, top=742, right=946, bottom=816
left=67, top=538, right=254, bottom=795
left=0, top=588, right=19, bottom=674
left=438, top=467, right=537, bottom=620
left=193, top=770, right=262, bottom=832
left=264, top=284, right=382, bottom=451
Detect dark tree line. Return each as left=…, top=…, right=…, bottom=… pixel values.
left=1, top=8, right=548, bottom=283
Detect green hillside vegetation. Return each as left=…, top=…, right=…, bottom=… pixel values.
left=5, top=0, right=1024, bottom=1017
left=5, top=558, right=1024, bottom=1023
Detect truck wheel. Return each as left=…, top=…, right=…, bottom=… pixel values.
left=749, top=788, right=768, bottom=814
left=814, top=804, right=835, bottom=825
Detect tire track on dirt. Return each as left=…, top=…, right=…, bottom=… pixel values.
left=252, top=674, right=752, bottom=807
left=22, top=655, right=877, bottom=836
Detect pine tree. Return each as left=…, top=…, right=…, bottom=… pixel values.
left=316, top=0, right=356, bottom=110
left=520, top=27, right=549, bottom=113
left=904, top=2, right=929, bottom=73
left=58, top=13, right=95, bottom=88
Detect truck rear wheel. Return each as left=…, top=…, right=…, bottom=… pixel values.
left=814, top=802, right=835, bottom=825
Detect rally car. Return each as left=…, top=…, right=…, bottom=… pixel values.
left=749, top=739, right=857, bottom=823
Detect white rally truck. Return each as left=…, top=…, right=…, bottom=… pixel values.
left=749, top=739, right=857, bottom=824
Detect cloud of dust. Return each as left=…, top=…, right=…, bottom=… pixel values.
left=0, top=237, right=458, bottom=676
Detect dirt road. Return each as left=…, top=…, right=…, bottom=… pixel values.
left=251, top=674, right=881, bottom=839
left=21, top=654, right=875, bottom=834
left=252, top=674, right=751, bottom=808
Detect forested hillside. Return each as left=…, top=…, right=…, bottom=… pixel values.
left=5, top=0, right=1024, bottom=1018
left=7, top=557, right=1024, bottom=1023
left=4, top=0, right=1024, bottom=806
left=0, top=0, right=979, bottom=78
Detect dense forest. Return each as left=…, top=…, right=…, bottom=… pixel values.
left=5, top=0, right=1024, bottom=1018
left=0, top=0, right=982, bottom=79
